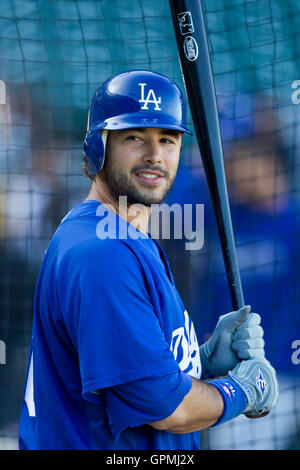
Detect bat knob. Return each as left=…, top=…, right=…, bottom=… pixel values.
left=245, top=411, right=270, bottom=419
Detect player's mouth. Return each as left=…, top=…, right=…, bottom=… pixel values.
left=134, top=170, right=165, bottom=186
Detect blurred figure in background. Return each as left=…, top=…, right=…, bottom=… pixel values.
left=204, top=92, right=300, bottom=374
left=165, top=92, right=300, bottom=449
left=0, top=93, right=69, bottom=445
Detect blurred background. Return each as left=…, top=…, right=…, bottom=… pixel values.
left=0, top=0, right=299, bottom=450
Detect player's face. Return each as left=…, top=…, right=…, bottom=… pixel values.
left=101, top=128, right=182, bottom=206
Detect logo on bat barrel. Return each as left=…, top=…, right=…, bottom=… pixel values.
left=183, top=36, right=198, bottom=62
left=178, top=11, right=195, bottom=35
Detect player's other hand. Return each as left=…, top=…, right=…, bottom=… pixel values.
left=199, top=305, right=265, bottom=378
left=228, top=356, right=279, bottom=417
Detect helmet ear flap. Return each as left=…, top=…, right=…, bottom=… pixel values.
left=83, top=128, right=105, bottom=174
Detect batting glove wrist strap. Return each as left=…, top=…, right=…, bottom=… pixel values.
left=228, top=357, right=279, bottom=417
left=208, top=377, right=247, bottom=426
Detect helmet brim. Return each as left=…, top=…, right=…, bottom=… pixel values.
left=103, top=112, right=193, bottom=136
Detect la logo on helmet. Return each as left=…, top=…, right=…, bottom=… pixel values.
left=138, top=83, right=162, bottom=111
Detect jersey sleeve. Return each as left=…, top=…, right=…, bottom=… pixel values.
left=102, top=371, right=192, bottom=441
left=59, top=239, right=183, bottom=400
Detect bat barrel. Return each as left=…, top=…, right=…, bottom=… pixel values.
left=169, top=0, right=245, bottom=310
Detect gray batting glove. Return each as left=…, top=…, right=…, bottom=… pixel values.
left=200, top=305, right=265, bottom=378
left=228, top=356, right=279, bottom=417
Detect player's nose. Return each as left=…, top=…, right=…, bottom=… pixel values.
left=141, top=138, right=162, bottom=164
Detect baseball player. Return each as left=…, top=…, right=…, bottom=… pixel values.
left=19, top=70, right=278, bottom=450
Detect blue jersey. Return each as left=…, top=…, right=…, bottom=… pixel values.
left=19, top=200, right=201, bottom=450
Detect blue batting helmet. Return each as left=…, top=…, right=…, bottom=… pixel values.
left=83, top=70, right=192, bottom=174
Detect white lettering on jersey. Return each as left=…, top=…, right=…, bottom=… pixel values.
left=138, top=83, right=162, bottom=111
left=24, top=352, right=36, bottom=417
left=170, top=310, right=201, bottom=379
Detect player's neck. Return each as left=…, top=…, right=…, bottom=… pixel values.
left=85, top=180, right=151, bottom=235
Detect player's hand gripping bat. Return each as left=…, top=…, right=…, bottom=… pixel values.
left=169, top=0, right=269, bottom=418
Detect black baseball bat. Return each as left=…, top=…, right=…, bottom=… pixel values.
left=169, top=0, right=244, bottom=311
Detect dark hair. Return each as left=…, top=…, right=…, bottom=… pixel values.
left=82, top=154, right=96, bottom=181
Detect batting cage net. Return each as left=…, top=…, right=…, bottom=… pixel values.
left=0, top=0, right=299, bottom=450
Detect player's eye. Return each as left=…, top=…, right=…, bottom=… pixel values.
left=125, top=135, right=143, bottom=142
left=161, top=137, right=175, bottom=144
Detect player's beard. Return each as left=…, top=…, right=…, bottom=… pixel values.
left=102, top=159, right=177, bottom=207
